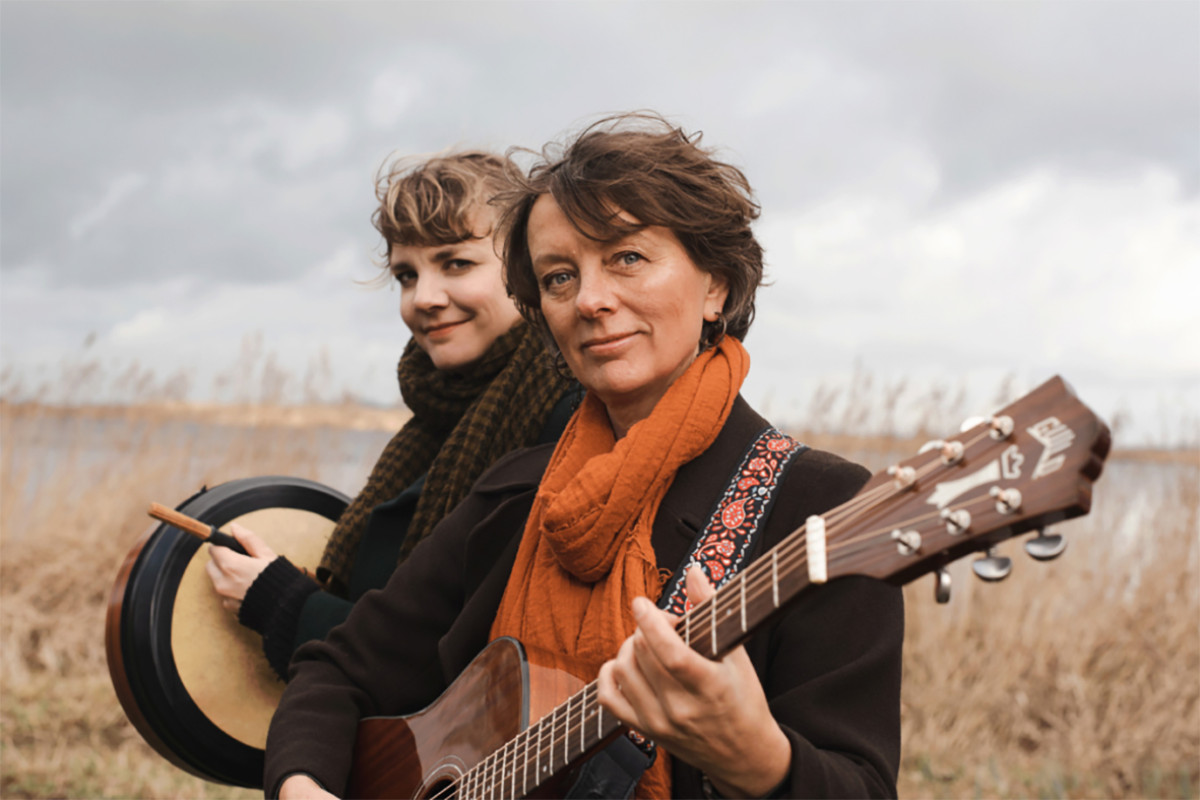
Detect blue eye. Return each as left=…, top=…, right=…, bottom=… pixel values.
left=542, top=272, right=572, bottom=291
left=618, top=251, right=643, bottom=266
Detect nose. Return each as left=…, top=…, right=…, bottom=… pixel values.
left=574, top=267, right=618, bottom=318
left=411, top=272, right=449, bottom=312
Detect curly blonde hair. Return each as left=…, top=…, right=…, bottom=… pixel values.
left=374, top=150, right=512, bottom=253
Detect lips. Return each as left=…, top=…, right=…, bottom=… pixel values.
left=423, top=319, right=469, bottom=337
left=580, top=331, right=638, bottom=354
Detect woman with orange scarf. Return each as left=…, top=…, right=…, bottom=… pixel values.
left=266, top=114, right=903, bottom=799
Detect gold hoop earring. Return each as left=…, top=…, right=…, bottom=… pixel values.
left=700, top=313, right=727, bottom=351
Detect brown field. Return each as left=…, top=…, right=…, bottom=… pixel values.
left=1, top=400, right=1197, bottom=799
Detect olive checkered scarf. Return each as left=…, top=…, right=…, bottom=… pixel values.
left=317, top=323, right=572, bottom=592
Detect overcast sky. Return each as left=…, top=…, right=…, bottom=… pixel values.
left=2, top=1, right=1197, bottom=445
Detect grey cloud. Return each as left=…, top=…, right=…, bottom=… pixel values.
left=3, top=0, right=1197, bottom=441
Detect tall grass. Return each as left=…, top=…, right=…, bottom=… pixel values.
left=1, top=394, right=1196, bottom=798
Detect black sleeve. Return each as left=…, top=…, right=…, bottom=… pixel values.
left=237, top=556, right=321, bottom=681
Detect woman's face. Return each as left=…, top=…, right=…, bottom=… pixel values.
left=527, top=194, right=728, bottom=434
left=391, top=229, right=522, bottom=371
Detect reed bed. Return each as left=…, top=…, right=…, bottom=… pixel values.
left=1, top=399, right=1196, bottom=798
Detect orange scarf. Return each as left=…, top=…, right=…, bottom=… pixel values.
left=490, top=337, right=749, bottom=799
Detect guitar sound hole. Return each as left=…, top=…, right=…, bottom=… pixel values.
left=419, top=778, right=456, bottom=800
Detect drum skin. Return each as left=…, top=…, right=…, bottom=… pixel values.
left=106, top=476, right=349, bottom=788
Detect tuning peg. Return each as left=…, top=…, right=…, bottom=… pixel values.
left=960, top=416, right=986, bottom=433
left=988, top=415, right=1015, bottom=440
left=972, top=548, right=1013, bottom=582
left=1025, top=531, right=1067, bottom=561
left=990, top=486, right=1022, bottom=514
left=934, top=568, right=951, bottom=603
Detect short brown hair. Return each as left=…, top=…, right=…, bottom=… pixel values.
left=498, top=112, right=763, bottom=346
left=374, top=151, right=511, bottom=254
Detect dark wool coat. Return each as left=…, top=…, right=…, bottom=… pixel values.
left=264, top=397, right=904, bottom=798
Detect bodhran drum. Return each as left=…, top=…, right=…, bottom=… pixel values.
left=106, top=476, right=349, bottom=788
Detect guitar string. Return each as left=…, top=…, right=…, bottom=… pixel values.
left=429, top=430, right=1004, bottom=797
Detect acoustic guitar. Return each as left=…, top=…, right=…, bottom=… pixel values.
left=347, top=375, right=1110, bottom=798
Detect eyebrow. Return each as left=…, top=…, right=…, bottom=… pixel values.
left=390, top=246, right=463, bottom=272
left=530, top=251, right=576, bottom=273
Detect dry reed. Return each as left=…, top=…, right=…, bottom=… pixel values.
left=1, top=393, right=1197, bottom=798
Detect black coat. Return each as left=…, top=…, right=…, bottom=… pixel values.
left=264, top=396, right=904, bottom=798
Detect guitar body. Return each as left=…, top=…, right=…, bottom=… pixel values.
left=349, top=637, right=591, bottom=799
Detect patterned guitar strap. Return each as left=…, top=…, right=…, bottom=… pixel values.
left=565, top=427, right=807, bottom=799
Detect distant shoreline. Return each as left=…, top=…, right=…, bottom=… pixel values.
left=3, top=400, right=1194, bottom=464
left=0, top=399, right=411, bottom=432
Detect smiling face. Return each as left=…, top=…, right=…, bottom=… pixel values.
left=391, top=228, right=523, bottom=371
left=528, top=194, right=729, bottom=435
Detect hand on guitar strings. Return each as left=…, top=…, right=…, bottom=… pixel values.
left=597, top=566, right=792, bottom=799
left=204, top=522, right=278, bottom=614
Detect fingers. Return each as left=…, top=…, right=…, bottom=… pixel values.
left=205, top=541, right=273, bottom=605
left=228, top=522, right=277, bottom=560
left=596, top=649, right=639, bottom=731
left=630, top=593, right=714, bottom=694
left=684, top=564, right=715, bottom=603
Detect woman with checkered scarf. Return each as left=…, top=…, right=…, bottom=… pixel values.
left=204, top=151, right=577, bottom=680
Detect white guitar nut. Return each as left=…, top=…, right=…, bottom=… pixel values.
left=806, top=515, right=827, bottom=584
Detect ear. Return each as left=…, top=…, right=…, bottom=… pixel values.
left=703, top=273, right=730, bottom=321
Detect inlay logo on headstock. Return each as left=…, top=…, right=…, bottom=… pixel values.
left=1027, top=417, right=1075, bottom=479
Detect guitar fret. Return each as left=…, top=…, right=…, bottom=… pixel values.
left=772, top=550, right=779, bottom=607
left=548, top=705, right=557, bottom=774
left=493, top=737, right=502, bottom=797
left=710, top=596, right=718, bottom=655
left=685, top=609, right=691, bottom=645
left=739, top=574, right=747, bottom=632
left=579, top=693, right=585, bottom=755
left=522, top=725, right=529, bottom=797
left=562, top=693, right=571, bottom=768
left=510, top=727, right=517, bottom=799
left=500, top=737, right=509, bottom=796
left=597, top=703, right=604, bottom=740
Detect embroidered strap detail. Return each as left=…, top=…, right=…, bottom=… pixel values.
left=660, top=426, right=807, bottom=616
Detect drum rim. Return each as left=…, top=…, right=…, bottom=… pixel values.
left=110, top=476, right=348, bottom=788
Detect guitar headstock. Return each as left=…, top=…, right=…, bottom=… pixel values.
left=826, top=375, right=1111, bottom=587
